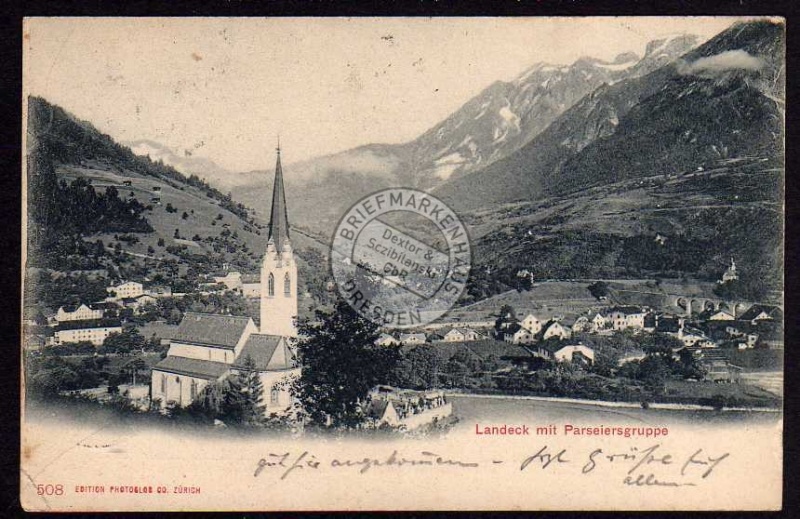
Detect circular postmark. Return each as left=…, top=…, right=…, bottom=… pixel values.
left=331, top=188, right=471, bottom=328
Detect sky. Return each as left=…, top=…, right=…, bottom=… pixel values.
left=24, top=17, right=745, bottom=172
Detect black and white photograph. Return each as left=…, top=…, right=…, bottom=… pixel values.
left=21, top=17, right=784, bottom=511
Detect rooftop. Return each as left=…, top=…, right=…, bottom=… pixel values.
left=153, top=356, right=231, bottom=380
left=171, top=312, right=252, bottom=348
left=235, top=334, right=293, bottom=371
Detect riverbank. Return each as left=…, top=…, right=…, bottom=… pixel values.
left=444, top=390, right=782, bottom=413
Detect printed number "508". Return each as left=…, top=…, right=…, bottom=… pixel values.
left=37, top=484, right=64, bottom=496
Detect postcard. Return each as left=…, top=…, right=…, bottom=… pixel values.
left=21, top=16, right=784, bottom=511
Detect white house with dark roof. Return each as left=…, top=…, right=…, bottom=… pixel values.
left=507, top=327, right=537, bottom=345
left=442, top=328, right=481, bottom=342
left=520, top=314, right=544, bottom=335
left=150, top=147, right=300, bottom=416
left=54, top=303, right=104, bottom=323
left=607, top=306, right=646, bottom=331
left=551, top=344, right=595, bottom=364
left=738, top=304, right=783, bottom=324
left=106, top=281, right=144, bottom=301
left=540, top=320, right=571, bottom=340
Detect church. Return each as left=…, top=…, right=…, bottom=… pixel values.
left=150, top=147, right=300, bottom=416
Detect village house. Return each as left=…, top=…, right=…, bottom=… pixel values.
left=374, top=333, right=400, bottom=347
left=571, top=316, right=590, bottom=333
left=120, top=294, right=158, bottom=313
left=607, top=306, right=646, bottom=331
left=50, top=322, right=123, bottom=346
left=241, top=274, right=261, bottom=298
left=365, top=399, right=401, bottom=427
left=53, top=303, right=104, bottom=323
left=738, top=304, right=783, bottom=324
left=709, top=309, right=735, bottom=321
left=506, top=327, right=537, bottom=345
left=702, top=358, right=743, bottom=383
left=150, top=148, right=300, bottom=417
left=591, top=312, right=608, bottom=331
left=540, top=320, right=571, bottom=341
left=519, top=314, right=544, bottom=335
left=442, top=328, right=481, bottom=342
left=107, top=281, right=144, bottom=301
left=365, top=386, right=451, bottom=429
left=213, top=271, right=243, bottom=291
left=552, top=343, right=595, bottom=364
left=531, top=343, right=595, bottom=365
left=400, top=333, right=427, bottom=345
left=211, top=271, right=261, bottom=298
left=677, top=327, right=716, bottom=348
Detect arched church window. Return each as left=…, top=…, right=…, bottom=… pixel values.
left=284, top=273, right=291, bottom=296
left=160, top=374, right=166, bottom=394
left=271, top=388, right=279, bottom=404
left=268, top=273, right=275, bottom=296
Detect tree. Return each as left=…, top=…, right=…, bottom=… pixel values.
left=182, top=212, right=189, bottom=220
left=588, top=281, right=610, bottom=300
left=294, top=300, right=401, bottom=429
left=495, top=304, right=518, bottom=336
left=102, top=328, right=145, bottom=355
left=121, top=356, right=147, bottom=385
left=236, top=355, right=266, bottom=425
left=393, top=345, right=440, bottom=389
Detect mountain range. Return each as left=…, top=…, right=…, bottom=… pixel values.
left=30, top=19, right=785, bottom=305
left=224, top=34, right=706, bottom=230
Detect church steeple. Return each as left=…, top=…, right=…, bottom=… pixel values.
left=268, top=141, right=290, bottom=253
left=260, top=139, right=298, bottom=338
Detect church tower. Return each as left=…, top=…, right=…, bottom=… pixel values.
left=260, top=144, right=298, bottom=337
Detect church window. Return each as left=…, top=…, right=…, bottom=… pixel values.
left=160, top=374, right=166, bottom=394
left=268, top=273, right=275, bottom=296
left=190, top=380, right=197, bottom=400
left=271, top=388, right=279, bottom=404
left=284, top=273, right=291, bottom=296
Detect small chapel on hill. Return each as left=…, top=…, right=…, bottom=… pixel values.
left=150, top=146, right=300, bottom=416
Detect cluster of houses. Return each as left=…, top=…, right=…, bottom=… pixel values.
left=37, top=281, right=175, bottom=347
left=365, top=386, right=452, bottom=430
left=204, top=270, right=262, bottom=298
left=373, top=327, right=491, bottom=347
left=368, top=299, right=782, bottom=382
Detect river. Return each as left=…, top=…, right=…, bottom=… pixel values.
left=446, top=394, right=782, bottom=433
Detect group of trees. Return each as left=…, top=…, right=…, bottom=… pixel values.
left=179, top=356, right=267, bottom=427
left=25, top=350, right=151, bottom=397
left=100, top=328, right=162, bottom=356
left=27, top=271, right=109, bottom=309
left=615, top=333, right=706, bottom=387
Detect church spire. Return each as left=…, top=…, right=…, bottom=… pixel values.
left=267, top=140, right=290, bottom=253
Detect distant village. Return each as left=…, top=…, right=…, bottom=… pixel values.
left=25, top=256, right=783, bottom=406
